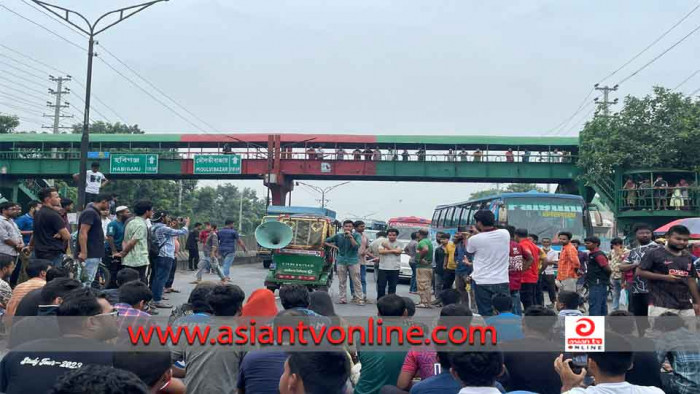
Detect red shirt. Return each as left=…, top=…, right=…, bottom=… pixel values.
left=519, top=239, right=541, bottom=284
left=508, top=240, right=524, bottom=290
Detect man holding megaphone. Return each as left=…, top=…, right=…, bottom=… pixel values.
left=325, top=220, right=364, bottom=306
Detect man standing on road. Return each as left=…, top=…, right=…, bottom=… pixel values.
left=120, top=200, right=153, bottom=283
left=218, top=219, right=248, bottom=281
left=516, top=229, right=538, bottom=311
left=0, top=203, right=24, bottom=287
left=556, top=231, right=580, bottom=293
left=14, top=201, right=40, bottom=247
left=150, top=212, right=189, bottom=308
left=539, top=237, right=558, bottom=307
left=350, top=221, right=369, bottom=302
left=194, top=224, right=225, bottom=283
left=73, top=162, right=108, bottom=207
left=619, top=224, right=659, bottom=336
left=454, top=232, right=473, bottom=306
left=76, top=194, right=112, bottom=287
left=376, top=228, right=402, bottom=299
left=186, top=223, right=202, bottom=271
left=404, top=232, right=419, bottom=294
left=637, top=225, right=700, bottom=319
left=414, top=229, right=434, bottom=308
left=29, top=188, right=71, bottom=272
left=325, top=220, right=364, bottom=305
left=466, top=210, right=510, bottom=316
left=583, top=236, right=612, bottom=316
left=105, top=206, right=130, bottom=289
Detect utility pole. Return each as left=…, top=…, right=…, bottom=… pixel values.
left=178, top=180, right=183, bottom=211
left=238, top=193, right=244, bottom=232
left=43, top=75, right=73, bottom=133
left=295, top=181, right=351, bottom=209
left=594, top=84, right=619, bottom=117
left=33, top=0, right=168, bottom=210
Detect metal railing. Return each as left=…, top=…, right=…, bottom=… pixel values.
left=0, top=150, right=577, bottom=164
left=617, top=186, right=700, bottom=211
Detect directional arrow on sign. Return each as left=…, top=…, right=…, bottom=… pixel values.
left=148, top=156, right=155, bottom=164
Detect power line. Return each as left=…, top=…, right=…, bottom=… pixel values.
left=0, top=82, right=47, bottom=102
left=545, top=87, right=595, bottom=135
left=100, top=46, right=219, bottom=131
left=0, top=44, right=70, bottom=75
left=0, top=92, right=47, bottom=110
left=96, top=56, right=208, bottom=132
left=0, top=69, right=50, bottom=89
left=0, top=4, right=85, bottom=52
left=0, top=101, right=44, bottom=117
left=0, top=60, right=47, bottom=80
left=598, top=2, right=700, bottom=84
left=616, top=21, right=700, bottom=85
left=19, top=0, right=87, bottom=39
left=0, top=76, right=48, bottom=96
left=0, top=45, right=123, bottom=124
left=674, top=68, right=700, bottom=90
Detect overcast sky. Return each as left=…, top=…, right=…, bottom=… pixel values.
left=2, top=1, right=698, bottom=220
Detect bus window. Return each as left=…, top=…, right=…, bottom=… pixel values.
left=454, top=206, right=466, bottom=227
left=445, top=207, right=455, bottom=227
left=436, top=209, right=446, bottom=228
left=432, top=209, right=441, bottom=225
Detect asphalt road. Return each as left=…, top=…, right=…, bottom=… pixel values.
left=164, top=262, right=442, bottom=317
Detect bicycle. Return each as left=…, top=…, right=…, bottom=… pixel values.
left=62, top=256, right=111, bottom=290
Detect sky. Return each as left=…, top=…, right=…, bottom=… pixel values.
left=2, top=0, right=699, bottom=220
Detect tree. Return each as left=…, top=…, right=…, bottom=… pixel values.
left=71, top=121, right=144, bottom=134
left=578, top=87, right=700, bottom=183
left=469, top=183, right=547, bottom=200
left=0, top=115, right=20, bottom=133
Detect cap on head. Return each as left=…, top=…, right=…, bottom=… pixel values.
left=115, top=206, right=128, bottom=214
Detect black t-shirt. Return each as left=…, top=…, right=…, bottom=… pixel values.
left=186, top=230, right=199, bottom=250
left=434, top=246, right=446, bottom=275
left=33, top=206, right=66, bottom=258
left=14, top=288, right=42, bottom=317
left=77, top=204, right=105, bottom=259
left=0, top=336, right=112, bottom=394
left=8, top=313, right=60, bottom=349
left=501, top=338, right=562, bottom=394
left=625, top=337, right=663, bottom=388
left=639, top=247, right=697, bottom=309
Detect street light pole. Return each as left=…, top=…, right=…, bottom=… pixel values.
left=295, top=181, right=351, bottom=208
left=33, top=0, right=169, bottom=209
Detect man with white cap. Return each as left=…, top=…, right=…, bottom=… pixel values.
left=105, top=205, right=130, bottom=289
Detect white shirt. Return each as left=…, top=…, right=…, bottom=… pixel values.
left=101, top=217, right=110, bottom=236
left=545, top=248, right=559, bottom=275
left=0, top=216, right=22, bottom=256
left=458, top=387, right=501, bottom=394
left=85, top=171, right=106, bottom=194
left=565, top=381, right=664, bottom=394
left=378, top=240, right=402, bottom=270
left=466, top=228, right=510, bottom=285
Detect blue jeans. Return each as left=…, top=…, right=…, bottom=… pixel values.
left=83, top=258, right=101, bottom=286
left=349, top=264, right=367, bottom=296
left=409, top=262, right=417, bottom=292
left=222, top=252, right=236, bottom=278
left=588, top=283, right=609, bottom=316
left=611, top=279, right=622, bottom=310
left=473, top=282, right=510, bottom=316
left=152, top=256, right=174, bottom=302
left=511, top=290, right=522, bottom=315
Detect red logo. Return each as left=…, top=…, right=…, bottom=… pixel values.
left=575, top=318, right=595, bottom=337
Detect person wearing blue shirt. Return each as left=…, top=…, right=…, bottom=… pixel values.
left=485, top=293, right=524, bottom=343
left=105, top=206, right=129, bottom=289
left=409, top=352, right=461, bottom=394
left=218, top=219, right=248, bottom=280
left=14, top=201, right=40, bottom=245
left=151, top=211, right=189, bottom=308
left=454, top=232, right=474, bottom=306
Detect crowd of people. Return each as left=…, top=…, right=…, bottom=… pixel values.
left=0, top=186, right=699, bottom=393
left=622, top=175, right=697, bottom=211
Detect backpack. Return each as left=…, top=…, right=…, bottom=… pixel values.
left=148, top=224, right=167, bottom=260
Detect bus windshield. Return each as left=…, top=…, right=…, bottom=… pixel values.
left=505, top=197, right=586, bottom=242
left=393, top=226, right=424, bottom=242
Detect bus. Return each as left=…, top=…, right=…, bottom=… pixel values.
left=387, top=216, right=432, bottom=281
left=430, top=191, right=592, bottom=246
